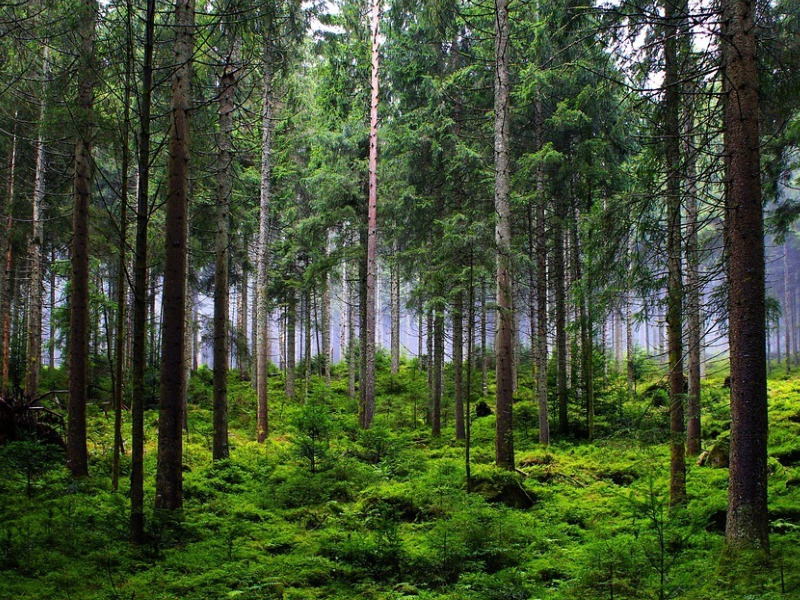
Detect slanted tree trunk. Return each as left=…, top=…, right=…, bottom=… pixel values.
left=155, top=0, right=195, bottom=510
left=131, top=0, right=154, bottom=543
left=361, top=0, right=380, bottom=429
left=213, top=35, right=237, bottom=461
left=256, top=42, right=274, bottom=440
left=67, top=0, right=97, bottom=478
left=493, top=0, right=514, bottom=469
left=722, top=0, right=768, bottom=551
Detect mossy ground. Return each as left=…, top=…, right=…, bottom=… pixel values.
left=1, top=359, right=799, bottom=599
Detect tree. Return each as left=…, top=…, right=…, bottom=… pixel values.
left=493, top=0, right=514, bottom=469
left=722, top=0, right=768, bottom=551
left=67, top=0, right=98, bottom=478
left=156, top=0, right=195, bottom=511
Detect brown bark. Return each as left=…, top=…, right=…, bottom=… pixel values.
left=0, top=117, right=17, bottom=396
left=431, top=305, right=443, bottom=437
left=723, top=0, right=768, bottom=551
left=494, top=0, right=514, bottom=469
left=213, top=36, right=238, bottom=461
left=256, top=42, right=274, bottom=441
left=67, top=0, right=97, bottom=478
left=155, top=0, right=195, bottom=510
left=454, top=292, right=465, bottom=440
left=664, top=0, right=686, bottom=507
left=362, top=0, right=380, bottom=429
left=131, top=0, right=154, bottom=543
left=390, top=243, right=400, bottom=375
left=554, top=208, right=568, bottom=434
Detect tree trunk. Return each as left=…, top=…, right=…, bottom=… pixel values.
left=454, top=292, right=464, bottom=440
left=362, top=0, right=380, bottom=429
left=213, top=35, right=237, bottom=461
left=322, top=264, right=331, bottom=386
left=390, top=242, right=400, bottom=375
left=286, top=281, right=296, bottom=399
left=25, top=47, right=49, bottom=400
left=131, top=0, right=154, bottom=543
left=480, top=279, right=488, bottom=395
left=347, top=259, right=356, bottom=399
left=67, top=0, right=97, bottom=478
left=664, top=0, right=686, bottom=507
left=554, top=207, right=568, bottom=435
left=0, top=116, right=17, bottom=396
left=155, top=0, right=195, bottom=510
left=49, top=248, right=56, bottom=369
left=431, top=305, right=443, bottom=437
left=722, top=0, right=768, bottom=551
left=493, top=0, right=514, bottom=469
left=785, top=242, right=792, bottom=373
left=256, top=42, right=274, bottom=441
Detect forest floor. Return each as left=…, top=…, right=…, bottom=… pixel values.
left=1, top=358, right=800, bottom=600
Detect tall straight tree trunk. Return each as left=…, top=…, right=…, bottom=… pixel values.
left=361, top=0, right=380, bottom=429
left=664, top=0, right=686, bottom=507
left=0, top=116, right=17, bottom=395
left=722, top=0, right=768, bottom=551
left=131, top=0, right=154, bottom=543
left=685, top=103, right=702, bottom=457
left=554, top=207, right=568, bottom=435
left=322, top=274, right=331, bottom=385
left=49, top=248, right=56, bottom=369
left=155, top=0, right=195, bottom=510
left=390, top=242, right=400, bottom=375
left=26, top=46, right=49, bottom=400
left=536, top=174, right=549, bottom=446
left=347, top=259, right=356, bottom=399
left=784, top=242, right=792, bottom=373
left=112, top=25, right=132, bottom=490
left=239, top=265, right=249, bottom=379
left=481, top=279, right=488, bottom=395
left=286, top=282, right=296, bottom=399
left=493, top=0, right=514, bottom=469
left=213, top=36, right=237, bottom=461
left=431, top=305, right=443, bottom=436
left=453, top=292, right=464, bottom=439
left=256, top=42, right=274, bottom=441
left=67, top=0, right=97, bottom=478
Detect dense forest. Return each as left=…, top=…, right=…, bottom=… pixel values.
left=1, top=0, right=800, bottom=597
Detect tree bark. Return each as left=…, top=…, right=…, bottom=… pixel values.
left=362, top=0, right=381, bottom=429
left=0, top=116, right=17, bottom=396
left=664, top=0, right=686, bottom=507
left=131, top=0, right=154, bottom=543
left=67, top=0, right=97, bottom=478
left=256, top=42, right=274, bottom=441
left=554, top=207, right=568, bottom=435
left=155, top=0, right=195, bottom=510
left=390, top=242, right=400, bottom=375
left=494, top=0, right=514, bottom=469
left=213, top=35, right=237, bottom=461
left=722, top=0, right=768, bottom=551
left=454, top=291, right=465, bottom=440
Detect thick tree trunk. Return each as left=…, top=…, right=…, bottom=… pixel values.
left=722, top=0, right=768, bottom=551
left=256, top=44, right=273, bottom=441
left=494, top=0, right=514, bottom=469
left=664, top=0, right=686, bottom=507
left=67, top=0, right=97, bottom=478
left=213, top=37, right=237, bottom=461
left=454, top=292, right=465, bottom=440
left=131, top=0, right=154, bottom=543
left=362, top=0, right=380, bottom=429
left=155, top=0, right=195, bottom=510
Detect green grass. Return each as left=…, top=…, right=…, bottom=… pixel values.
left=1, top=360, right=799, bottom=599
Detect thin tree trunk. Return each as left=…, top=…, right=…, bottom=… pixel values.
left=131, top=0, right=154, bottom=543
left=49, top=248, right=56, bottom=369
left=213, top=35, right=237, bottom=461
left=256, top=42, right=273, bottom=440
left=785, top=242, right=792, bottom=373
left=347, top=259, right=356, bottom=399
left=390, top=241, right=400, bottom=375
left=362, top=0, right=380, bottom=429
left=286, top=282, right=296, bottom=400
left=25, top=47, right=49, bottom=400
left=431, top=305, right=443, bottom=437
left=454, top=292, right=464, bottom=440
left=322, top=265, right=331, bottom=386
left=554, top=207, right=568, bottom=435
left=156, top=0, right=195, bottom=510
left=481, top=279, right=487, bottom=395
left=664, top=0, right=686, bottom=507
left=0, top=117, right=17, bottom=395
left=723, top=0, right=768, bottom=550
left=67, top=0, right=97, bottom=478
